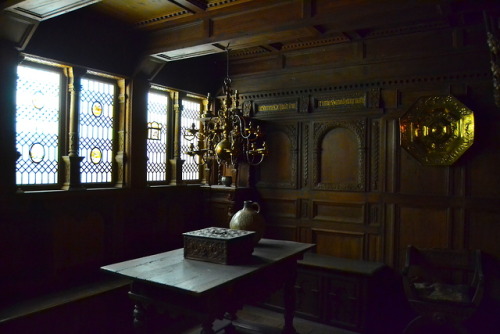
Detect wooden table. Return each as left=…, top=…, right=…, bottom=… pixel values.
left=101, top=239, right=315, bottom=334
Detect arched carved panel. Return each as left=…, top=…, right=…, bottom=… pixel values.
left=313, top=120, right=366, bottom=191
left=257, top=123, right=298, bottom=189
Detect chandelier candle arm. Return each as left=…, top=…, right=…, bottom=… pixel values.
left=183, top=45, right=268, bottom=180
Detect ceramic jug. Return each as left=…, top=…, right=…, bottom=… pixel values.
left=229, top=200, right=265, bottom=244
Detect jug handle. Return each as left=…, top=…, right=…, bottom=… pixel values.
left=252, top=202, right=261, bottom=213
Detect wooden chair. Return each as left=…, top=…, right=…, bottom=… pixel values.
left=401, top=245, right=484, bottom=334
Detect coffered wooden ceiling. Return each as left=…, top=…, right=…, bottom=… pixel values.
left=0, top=0, right=491, bottom=62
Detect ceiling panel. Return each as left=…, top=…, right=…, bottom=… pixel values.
left=2, top=0, right=491, bottom=63
left=4, top=0, right=99, bottom=20
left=90, top=0, right=190, bottom=26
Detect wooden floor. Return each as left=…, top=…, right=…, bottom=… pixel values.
left=180, top=305, right=357, bottom=334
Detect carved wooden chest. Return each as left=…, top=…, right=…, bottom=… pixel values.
left=183, top=227, right=256, bottom=264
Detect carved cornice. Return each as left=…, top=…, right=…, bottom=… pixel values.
left=364, top=21, right=449, bottom=39
left=229, top=20, right=450, bottom=60
left=239, top=71, right=489, bottom=102
left=135, top=10, right=190, bottom=28
left=281, top=35, right=350, bottom=51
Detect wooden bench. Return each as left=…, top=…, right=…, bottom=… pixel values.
left=0, top=276, right=132, bottom=333
left=265, top=252, right=407, bottom=333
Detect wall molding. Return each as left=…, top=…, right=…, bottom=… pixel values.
left=240, top=71, right=490, bottom=102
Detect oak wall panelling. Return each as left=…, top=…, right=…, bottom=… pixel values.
left=312, top=120, right=366, bottom=192
left=0, top=187, right=203, bottom=302
left=311, top=201, right=365, bottom=225
left=312, top=229, right=365, bottom=260
left=396, top=205, right=452, bottom=266
left=233, top=14, right=500, bottom=306
left=257, top=122, right=299, bottom=189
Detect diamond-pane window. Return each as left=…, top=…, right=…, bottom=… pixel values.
left=15, top=65, right=61, bottom=185
left=147, top=91, right=169, bottom=182
left=181, top=99, right=201, bottom=181
left=79, top=78, right=115, bottom=183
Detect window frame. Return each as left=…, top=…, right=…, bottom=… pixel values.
left=14, top=56, right=125, bottom=191
left=146, top=85, right=172, bottom=185
left=14, top=54, right=210, bottom=191
left=15, top=60, right=69, bottom=191
left=78, top=73, right=120, bottom=188
left=180, top=95, right=205, bottom=184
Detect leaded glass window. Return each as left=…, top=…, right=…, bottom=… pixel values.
left=181, top=99, right=201, bottom=181
left=15, top=65, right=61, bottom=186
left=79, top=77, right=115, bottom=183
left=147, top=90, right=169, bottom=182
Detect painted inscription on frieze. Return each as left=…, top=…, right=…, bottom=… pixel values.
left=257, top=101, right=297, bottom=113
left=316, top=92, right=366, bottom=110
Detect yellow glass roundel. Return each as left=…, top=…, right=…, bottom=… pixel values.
left=32, top=91, right=45, bottom=109
left=90, top=147, right=102, bottom=164
left=30, top=143, right=45, bottom=163
left=92, top=101, right=103, bottom=116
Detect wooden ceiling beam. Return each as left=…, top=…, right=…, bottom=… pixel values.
left=146, top=0, right=445, bottom=58
left=169, top=0, right=207, bottom=14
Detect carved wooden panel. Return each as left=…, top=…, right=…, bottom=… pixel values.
left=370, top=119, right=381, bottom=191
left=265, top=224, right=297, bottom=241
left=367, top=234, right=383, bottom=262
left=262, top=198, right=298, bottom=219
left=312, top=229, right=365, bottom=260
left=368, top=204, right=381, bottom=227
left=312, top=201, right=365, bottom=225
left=468, top=149, right=500, bottom=198
left=397, top=205, right=451, bottom=267
left=257, top=123, right=298, bottom=189
left=303, top=122, right=310, bottom=187
left=312, top=120, right=366, bottom=191
left=399, top=149, right=451, bottom=195
left=466, top=209, right=500, bottom=256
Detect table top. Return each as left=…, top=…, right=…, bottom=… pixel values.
left=101, top=239, right=314, bottom=296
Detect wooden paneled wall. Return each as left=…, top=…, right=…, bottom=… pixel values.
left=0, top=187, right=204, bottom=302
left=231, top=15, right=500, bottom=285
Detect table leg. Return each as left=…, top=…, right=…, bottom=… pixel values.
left=200, top=317, right=215, bottom=334
left=224, top=311, right=238, bottom=334
left=282, top=269, right=298, bottom=334
left=133, top=303, right=149, bottom=333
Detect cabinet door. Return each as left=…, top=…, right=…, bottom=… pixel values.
left=261, top=268, right=321, bottom=320
left=295, top=268, right=322, bottom=321
left=324, top=274, right=362, bottom=331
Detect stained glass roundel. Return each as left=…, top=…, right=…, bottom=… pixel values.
left=30, top=143, right=45, bottom=163
left=92, top=101, right=103, bottom=116
left=90, top=147, right=102, bottom=164
left=32, top=91, right=45, bottom=109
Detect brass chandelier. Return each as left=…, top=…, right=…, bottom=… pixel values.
left=183, top=48, right=268, bottom=169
